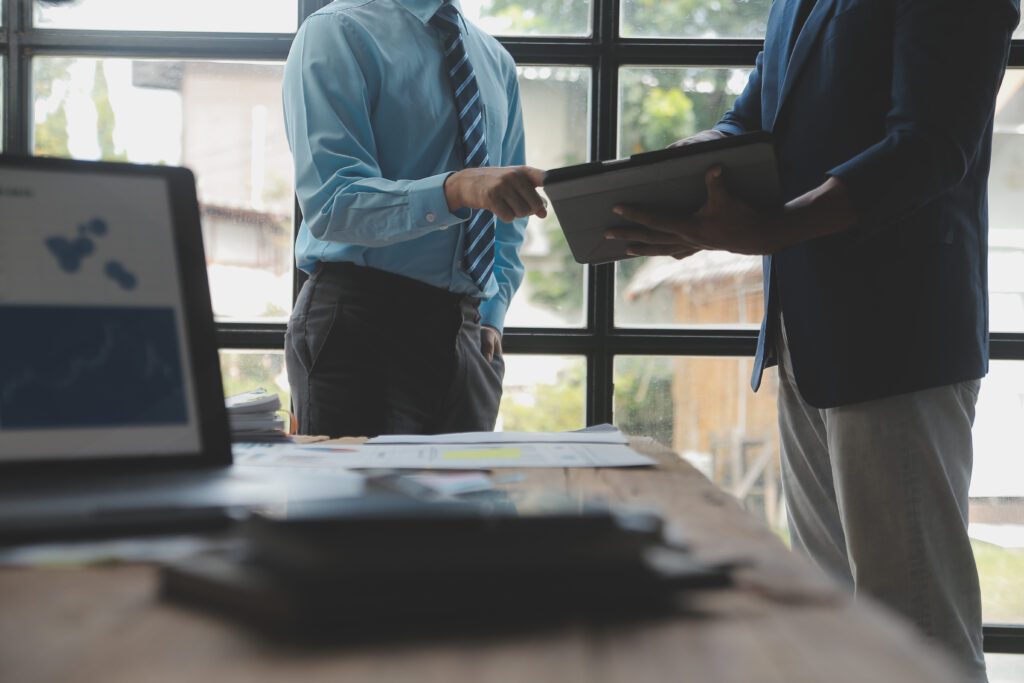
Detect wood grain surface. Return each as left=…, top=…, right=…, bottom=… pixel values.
left=0, top=438, right=966, bottom=683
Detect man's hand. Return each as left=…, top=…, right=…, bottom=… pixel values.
left=445, top=166, right=548, bottom=223
left=668, top=128, right=729, bottom=149
left=605, top=168, right=856, bottom=257
left=606, top=167, right=770, bottom=256
left=481, top=325, right=503, bottom=362
left=599, top=130, right=730, bottom=261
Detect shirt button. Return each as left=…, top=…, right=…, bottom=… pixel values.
left=426, top=212, right=436, bottom=223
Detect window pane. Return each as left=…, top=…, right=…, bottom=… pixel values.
left=991, top=69, right=1024, bottom=332
left=219, top=350, right=290, bottom=411
left=33, top=58, right=294, bottom=322
left=498, top=355, right=586, bottom=431
left=613, top=355, right=1024, bottom=625
left=621, top=0, right=770, bottom=39
left=614, top=356, right=782, bottom=523
left=616, top=67, right=756, bottom=328
left=461, top=0, right=592, bottom=36
left=986, top=654, right=1024, bottom=683
left=35, top=0, right=297, bottom=32
left=972, top=360, right=1024, bottom=625
left=221, top=353, right=590, bottom=434
left=222, top=352, right=583, bottom=433
left=507, top=66, right=590, bottom=328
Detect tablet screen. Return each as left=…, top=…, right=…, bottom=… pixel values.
left=0, top=166, right=202, bottom=461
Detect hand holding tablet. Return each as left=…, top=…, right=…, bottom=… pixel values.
left=542, top=132, right=783, bottom=264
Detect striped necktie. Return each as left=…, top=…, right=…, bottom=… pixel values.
left=430, top=2, right=495, bottom=290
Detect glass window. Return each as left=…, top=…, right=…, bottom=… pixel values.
left=498, top=355, right=586, bottom=431
left=613, top=355, right=1024, bottom=625
left=621, top=0, right=771, bottom=39
left=506, top=66, right=590, bottom=328
left=990, top=69, right=1024, bottom=333
left=614, top=356, right=782, bottom=523
left=616, top=66, right=756, bottom=328
left=986, top=653, right=1024, bottom=683
left=219, top=350, right=290, bottom=410
left=461, top=0, right=592, bottom=37
left=972, top=360, right=1024, bottom=625
left=33, top=58, right=294, bottom=323
left=219, top=352, right=590, bottom=436
left=34, top=0, right=298, bottom=33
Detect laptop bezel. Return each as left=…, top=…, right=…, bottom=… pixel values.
left=0, top=155, right=233, bottom=475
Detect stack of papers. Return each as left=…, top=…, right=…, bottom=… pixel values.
left=367, top=429, right=630, bottom=445
left=234, top=426, right=654, bottom=470
left=226, top=388, right=290, bottom=443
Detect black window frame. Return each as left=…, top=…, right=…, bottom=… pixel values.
left=2, top=0, right=1022, bottom=654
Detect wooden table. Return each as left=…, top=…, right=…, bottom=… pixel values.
left=0, top=439, right=964, bottom=683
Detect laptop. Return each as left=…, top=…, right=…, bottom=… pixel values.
left=0, top=155, right=360, bottom=544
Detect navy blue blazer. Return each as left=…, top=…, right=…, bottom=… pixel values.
left=715, top=0, right=1021, bottom=408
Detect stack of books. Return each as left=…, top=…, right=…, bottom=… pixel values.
left=225, top=388, right=291, bottom=443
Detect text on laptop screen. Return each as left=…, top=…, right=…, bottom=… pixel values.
left=0, top=167, right=202, bottom=461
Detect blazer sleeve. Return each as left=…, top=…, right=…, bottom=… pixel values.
left=828, top=0, right=1021, bottom=229
left=714, top=50, right=765, bottom=136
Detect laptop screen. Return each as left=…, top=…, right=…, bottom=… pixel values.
left=0, top=164, right=204, bottom=462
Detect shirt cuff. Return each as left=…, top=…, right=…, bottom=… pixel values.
left=407, top=173, right=471, bottom=230
left=479, top=293, right=510, bottom=334
left=713, top=122, right=744, bottom=136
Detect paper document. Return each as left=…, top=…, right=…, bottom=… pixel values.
left=234, top=430, right=654, bottom=470
left=226, top=388, right=281, bottom=414
left=233, top=442, right=363, bottom=476
left=225, top=388, right=289, bottom=441
left=368, top=426, right=629, bottom=446
left=301, top=442, right=653, bottom=470
left=405, top=473, right=495, bottom=497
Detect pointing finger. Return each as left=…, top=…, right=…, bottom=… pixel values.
left=704, top=165, right=727, bottom=207
left=623, top=244, right=699, bottom=258
left=513, top=174, right=548, bottom=218
left=521, top=166, right=547, bottom=187
left=612, top=204, right=702, bottom=240
left=611, top=204, right=673, bottom=229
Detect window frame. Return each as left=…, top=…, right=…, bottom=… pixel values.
left=2, top=0, right=1023, bottom=653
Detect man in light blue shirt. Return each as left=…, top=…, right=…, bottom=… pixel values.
left=282, top=0, right=547, bottom=437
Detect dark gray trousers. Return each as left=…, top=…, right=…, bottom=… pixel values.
left=285, top=262, right=504, bottom=438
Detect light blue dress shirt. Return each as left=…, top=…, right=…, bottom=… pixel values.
left=282, top=0, right=528, bottom=332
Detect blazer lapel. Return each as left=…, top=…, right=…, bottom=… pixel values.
left=773, top=0, right=839, bottom=126
left=779, top=0, right=808, bottom=62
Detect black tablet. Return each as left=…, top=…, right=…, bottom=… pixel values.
left=0, top=155, right=231, bottom=473
left=544, top=132, right=782, bottom=264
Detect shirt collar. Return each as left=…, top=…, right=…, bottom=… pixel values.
left=396, top=0, right=462, bottom=26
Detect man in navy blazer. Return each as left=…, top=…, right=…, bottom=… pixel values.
left=607, top=1, right=1020, bottom=679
